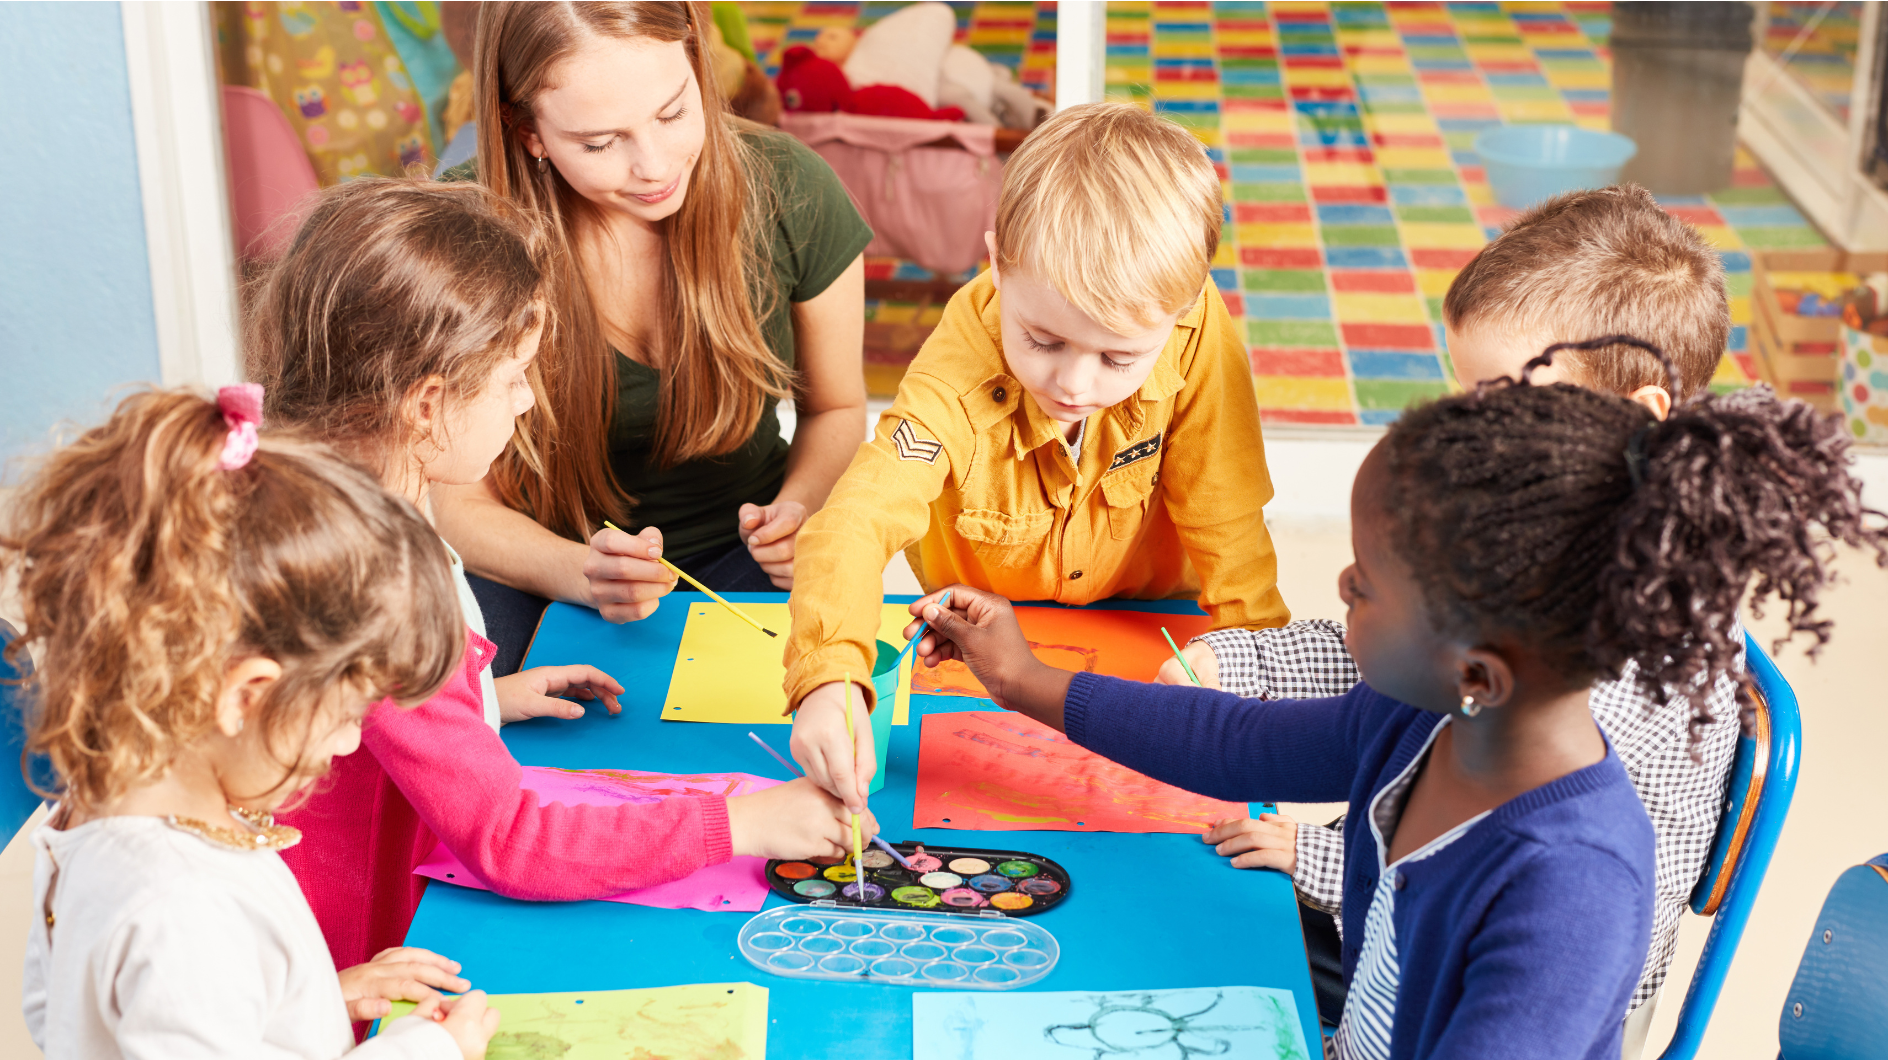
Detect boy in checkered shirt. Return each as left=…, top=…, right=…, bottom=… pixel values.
left=1160, top=185, right=1740, bottom=1060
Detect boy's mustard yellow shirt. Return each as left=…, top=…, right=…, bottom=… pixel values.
left=784, top=270, right=1289, bottom=709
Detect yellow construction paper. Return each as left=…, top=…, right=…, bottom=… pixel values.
left=663, top=602, right=915, bottom=725
left=382, top=982, right=766, bottom=1058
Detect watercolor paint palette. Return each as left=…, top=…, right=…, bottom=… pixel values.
left=765, top=842, right=1071, bottom=917
left=737, top=905, right=1059, bottom=990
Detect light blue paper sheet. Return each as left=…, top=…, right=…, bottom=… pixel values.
left=912, top=985, right=1312, bottom=1060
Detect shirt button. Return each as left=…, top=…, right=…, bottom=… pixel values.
left=1069, top=570, right=1083, bottom=580
left=1393, top=873, right=1407, bottom=891
left=993, top=386, right=1007, bottom=402
left=1151, top=472, right=1160, bottom=485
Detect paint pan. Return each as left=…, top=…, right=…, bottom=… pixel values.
left=765, top=841, right=1071, bottom=918
left=738, top=905, right=1059, bottom=990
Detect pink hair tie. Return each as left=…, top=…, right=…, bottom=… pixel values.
left=216, top=383, right=265, bottom=471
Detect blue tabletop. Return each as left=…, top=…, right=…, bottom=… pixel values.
left=403, top=593, right=1321, bottom=1057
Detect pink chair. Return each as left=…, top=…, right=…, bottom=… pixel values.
left=220, top=85, right=320, bottom=263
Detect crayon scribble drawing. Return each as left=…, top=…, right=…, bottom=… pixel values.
left=385, top=983, right=767, bottom=1060
left=911, top=607, right=1213, bottom=698
left=913, top=712, right=1244, bottom=833
left=913, top=986, right=1310, bottom=1060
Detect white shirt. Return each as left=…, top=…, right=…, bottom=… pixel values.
left=23, top=812, right=457, bottom=1060
left=1333, top=718, right=1490, bottom=1060
left=443, top=540, right=502, bottom=733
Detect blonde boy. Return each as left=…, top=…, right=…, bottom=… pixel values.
left=786, top=103, right=1289, bottom=804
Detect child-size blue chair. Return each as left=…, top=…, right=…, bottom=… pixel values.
left=0, top=620, right=47, bottom=845
left=1656, top=630, right=1803, bottom=1060
left=1775, top=852, right=1888, bottom=1059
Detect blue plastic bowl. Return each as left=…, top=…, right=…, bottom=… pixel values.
left=1474, top=124, right=1639, bottom=209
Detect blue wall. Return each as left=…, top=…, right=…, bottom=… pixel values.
left=0, top=2, right=161, bottom=475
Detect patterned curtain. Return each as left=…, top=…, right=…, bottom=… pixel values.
left=213, top=1, right=434, bottom=184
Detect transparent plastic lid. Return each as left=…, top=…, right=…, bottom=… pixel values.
left=737, top=903, right=1059, bottom=990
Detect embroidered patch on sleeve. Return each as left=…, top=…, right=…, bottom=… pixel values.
left=892, top=419, right=943, bottom=464
left=1107, top=433, right=1163, bottom=472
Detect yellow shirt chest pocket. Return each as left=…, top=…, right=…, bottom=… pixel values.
left=1100, top=462, right=1162, bottom=540
left=953, top=507, right=1056, bottom=571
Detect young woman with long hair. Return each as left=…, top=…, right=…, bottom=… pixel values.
left=435, top=1, right=873, bottom=671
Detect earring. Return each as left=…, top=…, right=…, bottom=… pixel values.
left=1459, top=696, right=1482, bottom=718
left=536, top=154, right=548, bottom=174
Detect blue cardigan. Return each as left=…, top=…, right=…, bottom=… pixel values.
left=1064, top=673, right=1656, bottom=1060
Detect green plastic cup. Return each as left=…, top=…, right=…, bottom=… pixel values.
left=868, top=640, right=899, bottom=795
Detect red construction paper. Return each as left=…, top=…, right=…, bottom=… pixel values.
left=913, top=711, right=1245, bottom=833
left=911, top=607, right=1214, bottom=698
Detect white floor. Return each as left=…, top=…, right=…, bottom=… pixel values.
left=2, top=511, right=1884, bottom=1058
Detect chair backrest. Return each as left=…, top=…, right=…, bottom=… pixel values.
left=1778, top=854, right=1888, bottom=1060
left=0, top=620, right=47, bottom=843
left=1656, top=630, right=1802, bottom=1060
left=220, top=84, right=320, bottom=262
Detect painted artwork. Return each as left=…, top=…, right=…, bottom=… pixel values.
left=412, top=768, right=780, bottom=912
left=912, top=986, right=1310, bottom=1060
left=913, top=712, right=1245, bottom=833
left=383, top=982, right=768, bottom=1059
left=665, top=601, right=916, bottom=725
left=910, top=608, right=1213, bottom=699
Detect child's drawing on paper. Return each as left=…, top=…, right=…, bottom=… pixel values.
left=385, top=983, right=768, bottom=1060
left=913, top=986, right=1309, bottom=1060
left=911, top=608, right=1211, bottom=698
left=913, top=712, right=1244, bottom=833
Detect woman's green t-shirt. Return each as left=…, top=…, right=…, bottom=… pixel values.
left=444, top=128, right=872, bottom=561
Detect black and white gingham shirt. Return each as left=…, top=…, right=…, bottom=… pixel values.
left=1197, top=620, right=1741, bottom=1013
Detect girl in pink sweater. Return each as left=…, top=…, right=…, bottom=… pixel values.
left=246, top=179, right=875, bottom=977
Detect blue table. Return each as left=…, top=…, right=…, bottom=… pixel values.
left=404, top=593, right=1321, bottom=1057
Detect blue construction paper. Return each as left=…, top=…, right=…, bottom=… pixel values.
left=913, top=986, right=1311, bottom=1060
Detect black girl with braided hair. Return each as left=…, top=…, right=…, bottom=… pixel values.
left=895, top=341, right=1887, bottom=1060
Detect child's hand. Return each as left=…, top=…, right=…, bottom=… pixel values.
left=1155, top=641, right=1220, bottom=688
left=738, top=500, right=807, bottom=589
left=1204, top=812, right=1298, bottom=872
left=494, top=665, right=624, bottom=723
left=435, top=990, right=502, bottom=1060
left=911, top=587, right=1068, bottom=719
left=336, top=946, right=470, bottom=1022
left=583, top=523, right=673, bottom=623
left=728, top=776, right=880, bottom=860
left=790, top=681, right=876, bottom=810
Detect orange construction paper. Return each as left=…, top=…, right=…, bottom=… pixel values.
left=911, top=607, right=1214, bottom=697
left=913, top=711, right=1246, bottom=833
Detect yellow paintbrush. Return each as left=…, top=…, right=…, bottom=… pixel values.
left=602, top=520, right=777, bottom=637
left=843, top=673, right=866, bottom=902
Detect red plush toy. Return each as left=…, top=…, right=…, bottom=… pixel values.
left=776, top=44, right=967, bottom=122
left=776, top=45, right=850, bottom=113
left=844, top=84, right=965, bottom=123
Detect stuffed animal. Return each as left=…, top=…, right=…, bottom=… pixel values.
left=777, top=45, right=851, bottom=113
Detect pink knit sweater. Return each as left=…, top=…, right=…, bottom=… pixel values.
left=280, top=629, right=734, bottom=973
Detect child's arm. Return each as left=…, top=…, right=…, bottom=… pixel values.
left=917, top=588, right=1369, bottom=804
left=1178, top=620, right=1362, bottom=699
left=1158, top=288, right=1290, bottom=631
left=784, top=366, right=969, bottom=805
left=366, top=657, right=866, bottom=900
left=1427, top=845, right=1651, bottom=1058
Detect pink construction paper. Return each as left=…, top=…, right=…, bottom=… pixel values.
left=412, top=767, right=781, bottom=912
